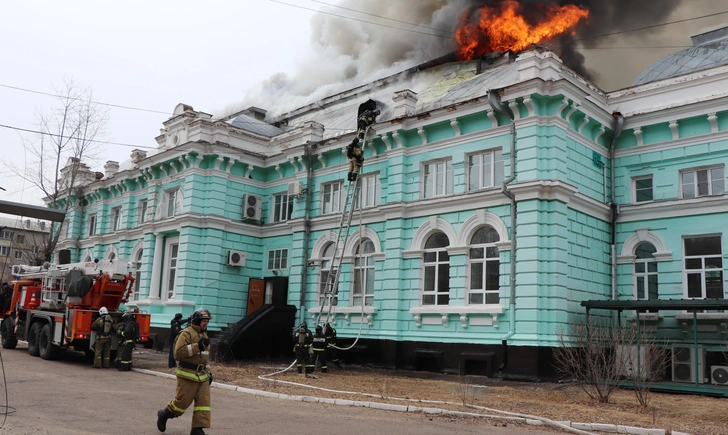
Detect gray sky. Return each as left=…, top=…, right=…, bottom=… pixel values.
left=1, top=0, right=726, bottom=214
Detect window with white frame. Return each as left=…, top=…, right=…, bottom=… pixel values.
left=468, top=149, right=504, bottom=191
left=65, top=221, right=71, bottom=239
left=272, top=193, right=293, bottom=223
left=166, top=189, right=179, bottom=218
left=111, top=207, right=122, bottom=231
left=32, top=246, right=39, bottom=254
left=353, top=173, right=380, bottom=210
left=138, top=199, right=148, bottom=224
left=164, top=239, right=179, bottom=300
left=352, top=239, right=375, bottom=306
left=422, top=232, right=450, bottom=305
left=633, top=176, right=653, bottom=203
left=467, top=226, right=500, bottom=304
left=0, top=246, right=8, bottom=256
left=268, top=248, right=288, bottom=270
left=13, top=250, right=22, bottom=259
left=422, top=159, right=453, bottom=199
left=634, top=243, right=658, bottom=303
left=681, top=167, right=725, bottom=198
left=88, top=214, right=97, bottom=236
left=133, top=249, right=143, bottom=300
left=322, top=182, right=342, bottom=214
left=318, top=242, right=337, bottom=306
left=684, top=236, right=723, bottom=299
left=0, top=230, right=12, bottom=239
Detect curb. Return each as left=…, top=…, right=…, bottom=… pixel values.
left=133, top=368, right=686, bottom=435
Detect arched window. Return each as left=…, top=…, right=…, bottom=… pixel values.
left=468, top=226, right=500, bottom=304
left=318, top=242, right=337, bottom=306
left=352, top=239, right=375, bottom=306
left=133, top=248, right=143, bottom=300
left=422, top=232, right=450, bottom=306
left=635, top=243, right=658, bottom=301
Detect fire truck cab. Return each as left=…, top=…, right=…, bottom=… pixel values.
left=0, top=259, right=151, bottom=360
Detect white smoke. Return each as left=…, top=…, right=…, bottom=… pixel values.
left=221, top=0, right=468, bottom=120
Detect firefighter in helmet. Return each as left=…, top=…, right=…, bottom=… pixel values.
left=312, top=324, right=328, bottom=373
left=346, top=104, right=380, bottom=182
left=169, top=313, right=188, bottom=368
left=91, top=307, right=115, bottom=368
left=118, top=312, right=139, bottom=371
left=293, top=321, right=313, bottom=374
left=325, top=322, right=341, bottom=368
left=157, top=307, right=213, bottom=435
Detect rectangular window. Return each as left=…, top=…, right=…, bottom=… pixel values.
left=32, top=246, right=39, bottom=254
left=681, top=167, right=724, bottom=198
left=684, top=236, right=723, bottom=299
left=88, top=214, right=97, bottom=236
left=267, top=248, right=288, bottom=270
left=0, top=230, right=13, bottom=239
left=322, top=182, right=342, bottom=214
left=423, top=159, right=454, bottom=199
left=15, top=234, right=25, bottom=244
left=65, top=221, right=72, bottom=239
left=634, top=176, right=653, bottom=203
left=272, top=194, right=293, bottom=223
left=166, top=189, right=178, bottom=218
left=354, top=173, right=381, bottom=210
left=0, top=246, right=8, bottom=256
left=138, top=199, right=148, bottom=224
left=422, top=249, right=450, bottom=305
left=165, top=240, right=179, bottom=300
left=467, top=149, right=504, bottom=191
left=13, top=250, right=22, bottom=259
left=111, top=207, right=122, bottom=231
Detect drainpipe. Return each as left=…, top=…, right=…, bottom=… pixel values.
left=488, top=90, right=517, bottom=368
left=298, top=142, right=314, bottom=320
left=609, top=113, right=624, bottom=301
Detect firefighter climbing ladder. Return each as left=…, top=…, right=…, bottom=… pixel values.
left=314, top=173, right=362, bottom=326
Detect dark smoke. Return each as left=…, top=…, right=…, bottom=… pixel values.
left=460, top=0, right=684, bottom=80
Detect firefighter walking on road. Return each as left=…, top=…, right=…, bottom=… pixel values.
left=312, top=324, right=328, bottom=373
left=118, top=312, right=139, bottom=371
left=91, top=307, right=115, bottom=368
left=293, top=321, right=313, bottom=374
left=157, top=307, right=213, bottom=435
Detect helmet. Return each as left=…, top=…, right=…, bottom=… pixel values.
left=99, top=307, right=108, bottom=315
left=300, top=321, right=308, bottom=329
left=190, top=307, right=212, bottom=325
left=315, top=325, right=323, bottom=333
left=122, top=312, right=134, bottom=321
left=174, top=313, right=183, bottom=320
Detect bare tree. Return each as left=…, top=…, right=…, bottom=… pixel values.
left=13, top=78, right=109, bottom=262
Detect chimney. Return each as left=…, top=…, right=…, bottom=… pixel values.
left=392, top=90, right=418, bottom=118
left=104, top=161, right=119, bottom=178
left=130, top=149, right=147, bottom=163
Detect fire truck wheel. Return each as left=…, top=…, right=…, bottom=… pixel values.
left=1, top=318, right=17, bottom=349
left=28, top=322, right=42, bottom=357
left=39, top=324, right=61, bottom=360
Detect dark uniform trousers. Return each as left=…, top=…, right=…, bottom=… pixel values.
left=165, top=325, right=211, bottom=429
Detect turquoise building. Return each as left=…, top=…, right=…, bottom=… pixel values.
left=53, top=27, right=728, bottom=380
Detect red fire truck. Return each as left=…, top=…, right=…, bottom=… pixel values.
left=0, top=259, right=151, bottom=360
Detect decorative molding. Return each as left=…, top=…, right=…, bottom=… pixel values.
left=669, top=120, right=679, bottom=140
left=450, top=119, right=461, bottom=136
left=366, top=140, right=377, bottom=156
left=594, top=125, right=606, bottom=144
left=409, top=305, right=503, bottom=328
left=311, top=230, right=341, bottom=257
left=619, top=228, right=671, bottom=262
left=455, top=209, right=509, bottom=246
left=486, top=109, right=497, bottom=127
left=565, top=103, right=579, bottom=122
left=317, top=154, right=326, bottom=169
left=408, top=217, right=457, bottom=252
left=381, top=134, right=393, bottom=150
left=244, top=165, right=254, bottom=178
left=417, top=127, right=427, bottom=145
left=578, top=115, right=590, bottom=135
left=308, top=305, right=375, bottom=326
left=508, top=100, right=520, bottom=120
left=708, top=113, right=718, bottom=133
left=392, top=131, right=403, bottom=148
left=343, top=226, right=383, bottom=257
left=274, top=165, right=283, bottom=179
left=522, top=96, right=534, bottom=117
left=557, top=97, right=570, bottom=118
left=633, top=127, right=643, bottom=146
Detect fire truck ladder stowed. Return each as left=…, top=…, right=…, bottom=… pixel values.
left=315, top=173, right=362, bottom=326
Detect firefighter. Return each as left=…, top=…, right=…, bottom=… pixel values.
left=157, top=307, right=213, bottom=435
left=118, top=312, right=139, bottom=371
left=346, top=107, right=380, bottom=182
left=325, top=322, right=342, bottom=368
left=312, top=324, right=328, bottom=373
left=169, top=313, right=188, bottom=368
left=293, top=321, right=313, bottom=374
left=91, top=306, right=115, bottom=368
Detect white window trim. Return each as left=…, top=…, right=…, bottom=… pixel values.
left=88, top=214, right=97, bottom=237
left=162, top=237, right=180, bottom=301
left=632, top=175, right=654, bottom=204
left=679, top=165, right=725, bottom=199
left=0, top=246, right=9, bottom=256
left=138, top=199, right=148, bottom=225
left=272, top=193, right=292, bottom=223
left=421, top=158, right=454, bottom=199
left=351, top=240, right=375, bottom=307
left=420, top=242, right=450, bottom=306
left=355, top=172, right=381, bottom=209
left=267, top=248, right=289, bottom=271
left=111, top=207, right=122, bottom=231
left=682, top=235, right=724, bottom=299
left=13, top=250, right=22, bottom=259
left=321, top=181, right=343, bottom=215
left=466, top=148, right=504, bottom=191
left=317, top=243, right=336, bottom=306
left=466, top=235, right=501, bottom=306
left=633, top=248, right=658, bottom=300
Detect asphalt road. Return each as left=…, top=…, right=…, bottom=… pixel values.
left=0, top=345, right=560, bottom=435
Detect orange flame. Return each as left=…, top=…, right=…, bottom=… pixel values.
left=455, top=1, right=589, bottom=60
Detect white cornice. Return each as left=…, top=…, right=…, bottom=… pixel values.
left=618, top=194, right=728, bottom=222
left=615, top=127, right=728, bottom=158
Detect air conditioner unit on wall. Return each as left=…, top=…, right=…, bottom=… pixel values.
left=672, top=347, right=706, bottom=383
left=287, top=181, right=303, bottom=197
left=242, top=194, right=262, bottom=221
left=227, top=250, right=246, bottom=267
left=711, top=366, right=728, bottom=385
left=616, top=345, right=652, bottom=380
